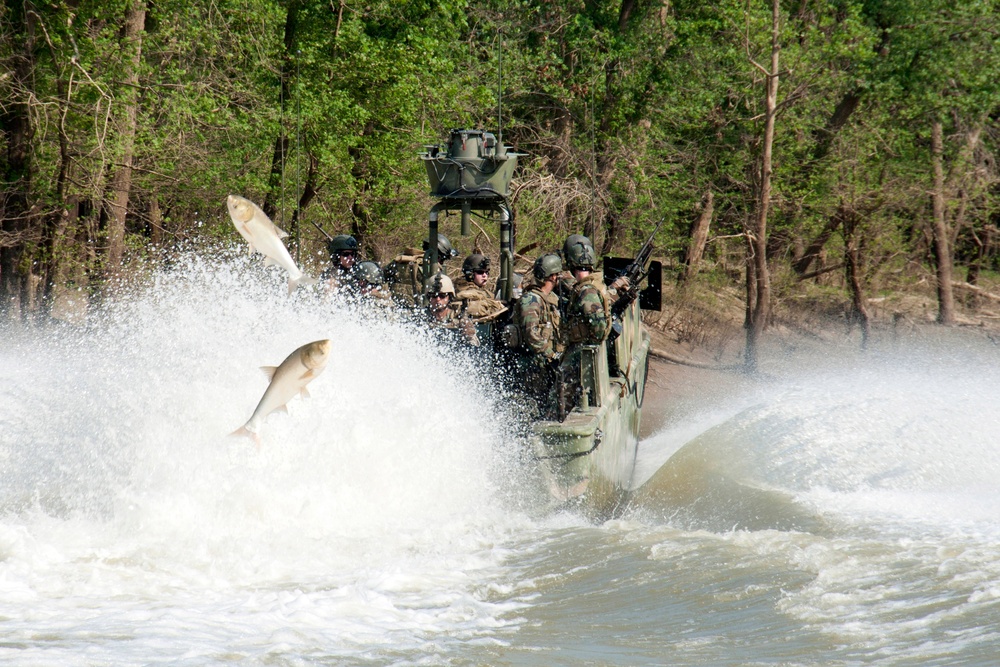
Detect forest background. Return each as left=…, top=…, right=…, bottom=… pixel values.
left=2, top=0, right=999, bottom=364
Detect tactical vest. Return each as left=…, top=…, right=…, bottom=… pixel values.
left=427, top=305, right=480, bottom=346
left=383, top=247, right=423, bottom=305
left=454, top=277, right=506, bottom=320
left=514, top=287, right=562, bottom=357
left=564, top=273, right=612, bottom=345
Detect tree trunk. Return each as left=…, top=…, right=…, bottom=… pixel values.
left=792, top=214, right=842, bottom=275
left=103, top=2, right=146, bottom=283
left=842, top=208, right=870, bottom=349
left=290, top=152, right=319, bottom=261
left=680, top=190, right=713, bottom=282
left=744, top=0, right=780, bottom=372
left=0, top=2, right=36, bottom=321
left=263, top=0, right=301, bottom=222
left=931, top=119, right=955, bottom=325
left=811, top=91, right=861, bottom=163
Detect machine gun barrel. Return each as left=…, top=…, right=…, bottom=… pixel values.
left=610, top=218, right=663, bottom=318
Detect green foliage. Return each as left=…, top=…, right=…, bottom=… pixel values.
left=1, top=0, right=998, bottom=318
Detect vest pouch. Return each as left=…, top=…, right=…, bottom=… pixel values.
left=502, top=323, right=522, bottom=348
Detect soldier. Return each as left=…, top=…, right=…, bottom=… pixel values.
left=424, top=272, right=479, bottom=346
left=384, top=234, right=459, bottom=307
left=323, top=234, right=360, bottom=292
left=562, top=235, right=629, bottom=346
left=454, top=253, right=506, bottom=321
left=348, top=260, right=393, bottom=315
left=513, top=254, right=564, bottom=417
left=423, top=234, right=460, bottom=274
left=516, top=254, right=563, bottom=361
left=353, top=260, right=383, bottom=295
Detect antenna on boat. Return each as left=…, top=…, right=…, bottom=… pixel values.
left=497, top=26, right=503, bottom=146
left=590, top=84, right=597, bottom=241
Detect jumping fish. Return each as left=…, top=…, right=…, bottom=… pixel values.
left=226, top=194, right=317, bottom=295
left=230, top=339, right=331, bottom=446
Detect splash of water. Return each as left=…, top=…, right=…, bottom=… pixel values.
left=0, top=249, right=537, bottom=662
left=631, top=345, right=1000, bottom=533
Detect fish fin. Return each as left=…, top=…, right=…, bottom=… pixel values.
left=299, top=369, right=315, bottom=381
left=275, top=404, right=289, bottom=414
left=302, top=274, right=318, bottom=286
left=299, top=386, right=311, bottom=399
left=260, top=366, right=278, bottom=382
left=229, top=425, right=262, bottom=448
left=263, top=256, right=277, bottom=267
left=288, top=274, right=317, bottom=295
left=274, top=225, right=289, bottom=239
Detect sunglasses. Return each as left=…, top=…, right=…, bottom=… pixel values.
left=430, top=292, right=450, bottom=300
left=473, top=270, right=489, bottom=276
left=338, top=251, right=357, bottom=258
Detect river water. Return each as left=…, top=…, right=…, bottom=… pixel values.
left=3, top=252, right=1000, bottom=666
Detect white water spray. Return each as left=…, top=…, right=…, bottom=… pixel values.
left=0, top=250, right=534, bottom=664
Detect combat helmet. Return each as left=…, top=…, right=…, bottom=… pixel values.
left=461, top=253, right=490, bottom=279
left=422, top=234, right=459, bottom=261
left=355, top=260, right=383, bottom=287
left=563, top=234, right=596, bottom=270
left=532, top=253, right=563, bottom=281
left=424, top=271, right=455, bottom=296
left=328, top=234, right=359, bottom=257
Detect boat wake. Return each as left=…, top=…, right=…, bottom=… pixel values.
left=629, top=351, right=1000, bottom=536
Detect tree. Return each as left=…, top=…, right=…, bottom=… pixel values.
left=742, top=0, right=781, bottom=372
left=0, top=0, right=36, bottom=320
left=479, top=0, right=672, bottom=254
left=102, top=1, right=146, bottom=282
left=868, top=0, right=1000, bottom=324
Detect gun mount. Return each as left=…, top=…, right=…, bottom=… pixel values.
left=420, top=129, right=525, bottom=301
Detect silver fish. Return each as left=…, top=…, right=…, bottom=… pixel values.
left=231, top=339, right=331, bottom=446
left=227, top=194, right=317, bottom=295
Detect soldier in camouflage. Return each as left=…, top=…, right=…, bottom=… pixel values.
left=352, top=260, right=395, bottom=314
left=322, top=234, right=360, bottom=293
left=454, top=253, right=506, bottom=321
left=562, top=235, right=629, bottom=345
left=515, top=254, right=564, bottom=363
left=424, top=272, right=479, bottom=346
left=512, top=254, right=564, bottom=418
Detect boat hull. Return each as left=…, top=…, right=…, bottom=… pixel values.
left=531, top=299, right=650, bottom=519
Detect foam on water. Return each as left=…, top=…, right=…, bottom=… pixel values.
left=7, top=248, right=1000, bottom=665
left=627, top=348, right=1000, bottom=663
left=0, top=250, right=535, bottom=664
left=634, top=349, right=1000, bottom=531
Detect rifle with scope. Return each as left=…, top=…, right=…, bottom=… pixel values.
left=610, top=218, right=663, bottom=318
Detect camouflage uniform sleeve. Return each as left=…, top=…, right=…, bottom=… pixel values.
left=519, top=293, right=555, bottom=360
left=577, top=285, right=609, bottom=343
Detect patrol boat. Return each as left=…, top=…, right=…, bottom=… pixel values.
left=419, top=128, right=661, bottom=519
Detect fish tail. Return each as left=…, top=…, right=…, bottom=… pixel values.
left=288, top=274, right=318, bottom=295
left=229, top=425, right=262, bottom=448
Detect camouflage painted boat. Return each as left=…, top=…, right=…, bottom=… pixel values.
left=417, top=128, right=661, bottom=519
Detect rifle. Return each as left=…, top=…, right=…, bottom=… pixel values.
left=610, top=218, right=663, bottom=318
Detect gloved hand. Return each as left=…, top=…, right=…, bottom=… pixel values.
left=610, top=275, right=631, bottom=292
